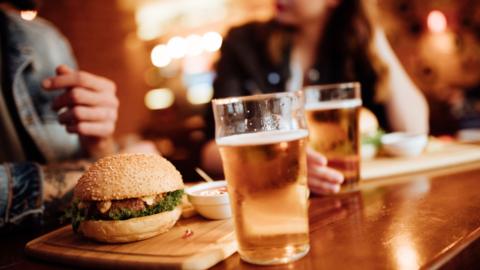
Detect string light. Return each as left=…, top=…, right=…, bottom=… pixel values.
left=149, top=32, right=223, bottom=68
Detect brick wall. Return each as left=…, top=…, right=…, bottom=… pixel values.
left=39, top=0, right=150, bottom=136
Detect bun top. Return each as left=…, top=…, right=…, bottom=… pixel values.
left=359, top=108, right=379, bottom=135
left=74, top=153, right=183, bottom=201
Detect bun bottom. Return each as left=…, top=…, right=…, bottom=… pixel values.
left=78, top=206, right=181, bottom=243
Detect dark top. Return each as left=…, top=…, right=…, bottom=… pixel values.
left=207, top=21, right=387, bottom=138
left=460, top=86, right=480, bottom=129
left=428, top=85, right=480, bottom=136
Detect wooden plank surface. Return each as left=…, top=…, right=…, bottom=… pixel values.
left=361, top=142, right=480, bottom=180
left=25, top=216, right=237, bottom=270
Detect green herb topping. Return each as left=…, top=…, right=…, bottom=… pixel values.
left=361, top=129, right=385, bottom=147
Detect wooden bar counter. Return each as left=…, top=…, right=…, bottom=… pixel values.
left=2, top=162, right=480, bottom=269
left=212, top=162, right=480, bottom=270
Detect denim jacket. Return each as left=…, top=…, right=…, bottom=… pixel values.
left=0, top=10, right=81, bottom=228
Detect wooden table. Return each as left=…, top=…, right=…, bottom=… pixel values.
left=2, top=162, right=480, bottom=269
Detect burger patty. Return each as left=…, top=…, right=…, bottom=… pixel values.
left=67, top=188, right=184, bottom=233
left=79, top=194, right=165, bottom=220
left=109, top=198, right=148, bottom=212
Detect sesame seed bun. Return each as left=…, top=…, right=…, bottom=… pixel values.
left=78, top=206, right=182, bottom=243
left=74, top=153, right=184, bottom=201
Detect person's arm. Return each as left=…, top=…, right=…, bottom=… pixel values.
left=373, top=28, right=429, bottom=133
left=42, top=65, right=119, bottom=159
left=0, top=161, right=85, bottom=229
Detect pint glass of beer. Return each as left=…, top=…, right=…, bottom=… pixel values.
left=212, top=92, right=310, bottom=265
left=304, top=82, right=362, bottom=192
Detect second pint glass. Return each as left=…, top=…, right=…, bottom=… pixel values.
left=304, top=82, right=362, bottom=192
left=212, top=92, right=310, bottom=265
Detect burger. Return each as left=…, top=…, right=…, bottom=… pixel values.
left=67, top=153, right=184, bottom=243
left=360, top=108, right=384, bottom=160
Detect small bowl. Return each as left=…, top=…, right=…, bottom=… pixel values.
left=381, top=132, right=428, bottom=157
left=186, top=181, right=232, bottom=220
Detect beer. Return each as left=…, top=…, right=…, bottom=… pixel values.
left=305, top=99, right=361, bottom=189
left=217, top=129, right=310, bottom=265
left=213, top=91, right=309, bottom=265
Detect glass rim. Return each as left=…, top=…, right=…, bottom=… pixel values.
left=303, top=81, right=360, bottom=92
left=212, top=91, right=303, bottom=105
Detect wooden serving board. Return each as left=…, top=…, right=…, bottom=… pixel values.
left=25, top=216, right=237, bottom=270
left=362, top=142, right=480, bottom=180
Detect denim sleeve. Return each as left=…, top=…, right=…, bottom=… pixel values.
left=0, top=162, right=43, bottom=228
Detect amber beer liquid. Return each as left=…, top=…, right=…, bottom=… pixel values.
left=217, top=129, right=310, bottom=265
left=306, top=99, right=361, bottom=190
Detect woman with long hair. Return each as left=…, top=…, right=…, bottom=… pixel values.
left=202, top=0, right=429, bottom=194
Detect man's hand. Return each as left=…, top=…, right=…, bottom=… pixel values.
left=43, top=65, right=119, bottom=157
left=307, top=148, right=344, bottom=195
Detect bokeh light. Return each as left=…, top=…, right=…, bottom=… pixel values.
left=185, top=34, right=204, bottom=56
left=186, top=83, right=214, bottom=104
left=151, top=44, right=171, bottom=68
left=20, top=10, right=37, bottom=21
left=167, top=36, right=187, bottom=59
left=427, top=10, right=447, bottom=33
left=135, top=2, right=164, bottom=40
left=137, top=25, right=158, bottom=41
left=202, top=32, right=222, bottom=52
left=145, top=88, right=175, bottom=110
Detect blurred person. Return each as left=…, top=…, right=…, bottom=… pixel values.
left=429, top=85, right=480, bottom=139
left=202, top=0, right=429, bottom=194
left=0, top=0, right=120, bottom=229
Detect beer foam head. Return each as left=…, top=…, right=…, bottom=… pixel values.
left=216, top=129, right=309, bottom=146
left=305, top=99, right=362, bottom=111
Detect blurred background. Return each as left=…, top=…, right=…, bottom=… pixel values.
left=27, top=0, right=480, bottom=179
